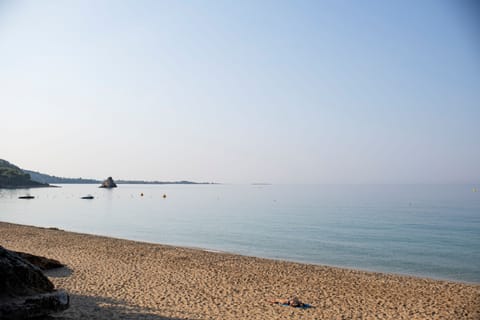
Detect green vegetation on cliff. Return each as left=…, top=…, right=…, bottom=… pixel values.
left=23, top=170, right=100, bottom=184
left=0, top=159, right=48, bottom=188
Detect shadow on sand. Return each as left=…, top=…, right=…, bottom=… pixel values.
left=44, top=266, right=74, bottom=278
left=42, top=267, right=203, bottom=319
left=47, top=293, right=203, bottom=320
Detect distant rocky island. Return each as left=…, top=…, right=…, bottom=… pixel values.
left=0, top=160, right=49, bottom=189
left=99, top=177, right=117, bottom=188
left=0, top=159, right=214, bottom=189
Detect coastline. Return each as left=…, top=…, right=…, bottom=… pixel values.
left=0, top=184, right=56, bottom=189
left=1, top=221, right=479, bottom=319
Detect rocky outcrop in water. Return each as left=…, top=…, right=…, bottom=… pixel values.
left=0, top=246, right=69, bottom=319
left=100, top=176, right=117, bottom=188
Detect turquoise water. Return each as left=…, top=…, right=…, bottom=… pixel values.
left=1, top=184, right=479, bottom=283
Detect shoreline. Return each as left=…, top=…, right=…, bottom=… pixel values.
left=3, top=221, right=476, bottom=285
left=124, top=237, right=479, bottom=286
left=1, top=221, right=479, bottom=319
left=0, top=184, right=56, bottom=189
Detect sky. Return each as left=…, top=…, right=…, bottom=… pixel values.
left=0, top=0, right=479, bottom=184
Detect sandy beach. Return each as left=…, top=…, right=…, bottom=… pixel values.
left=1, top=222, right=479, bottom=319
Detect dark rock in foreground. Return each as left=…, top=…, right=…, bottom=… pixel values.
left=0, top=291, right=69, bottom=320
left=13, top=251, right=65, bottom=270
left=99, top=176, right=117, bottom=188
left=0, top=246, right=69, bottom=319
left=0, top=247, right=54, bottom=297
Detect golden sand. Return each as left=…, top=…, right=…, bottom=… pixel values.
left=0, top=222, right=478, bottom=319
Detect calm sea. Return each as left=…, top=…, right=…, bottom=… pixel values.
left=1, top=184, right=479, bottom=283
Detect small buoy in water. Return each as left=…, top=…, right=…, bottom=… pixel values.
left=473, top=188, right=478, bottom=193
left=141, top=193, right=144, bottom=197
left=163, top=194, right=167, bottom=198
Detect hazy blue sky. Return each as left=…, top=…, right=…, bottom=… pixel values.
left=1, top=1, right=479, bottom=183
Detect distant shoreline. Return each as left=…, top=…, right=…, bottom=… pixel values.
left=0, top=184, right=56, bottom=189
left=111, top=180, right=216, bottom=185
left=23, top=169, right=216, bottom=185
left=0, top=182, right=215, bottom=189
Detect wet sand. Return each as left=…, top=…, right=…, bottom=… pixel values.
left=0, top=222, right=479, bottom=319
